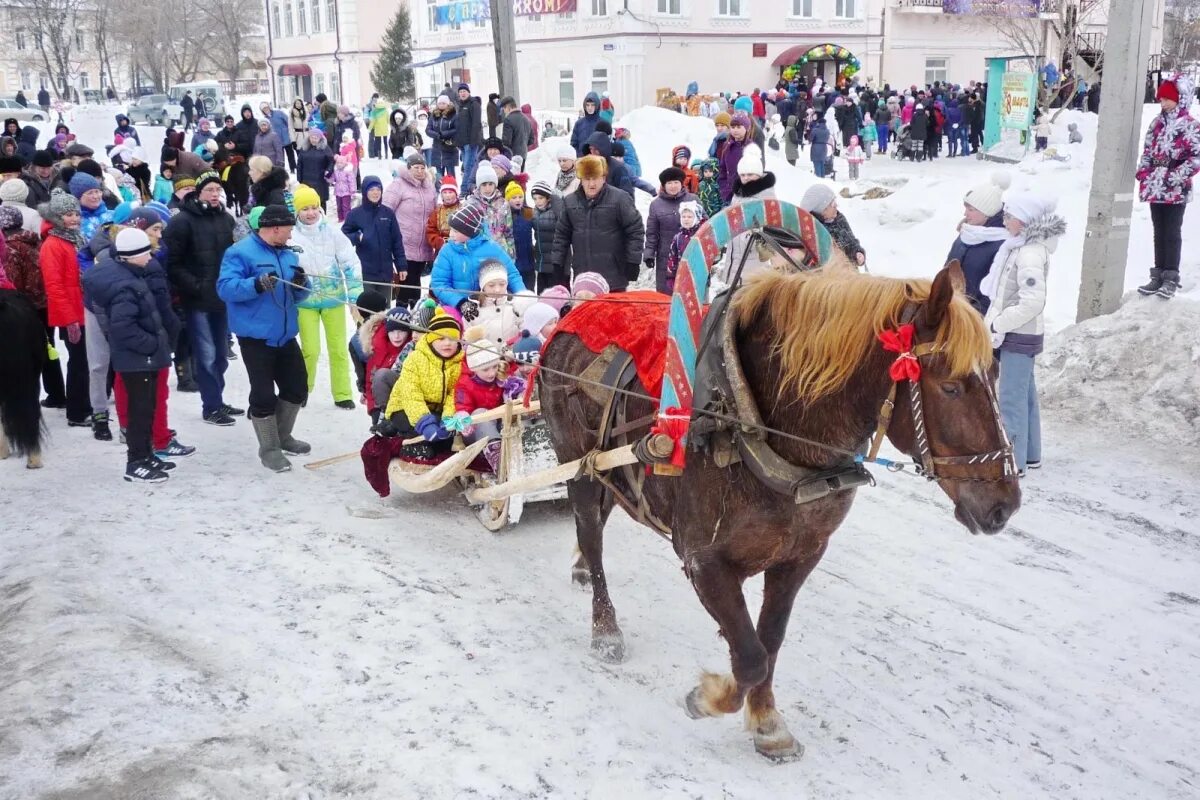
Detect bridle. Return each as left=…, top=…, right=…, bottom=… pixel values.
left=864, top=317, right=1016, bottom=484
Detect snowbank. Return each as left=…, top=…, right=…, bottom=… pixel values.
left=1040, top=294, right=1200, bottom=448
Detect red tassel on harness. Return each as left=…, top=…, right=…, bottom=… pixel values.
left=879, top=324, right=921, bottom=382
left=650, top=407, right=690, bottom=469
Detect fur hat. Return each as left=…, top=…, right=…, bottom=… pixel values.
left=196, top=170, right=222, bottom=192
left=963, top=171, right=1012, bottom=218
left=466, top=341, right=501, bottom=371
left=292, top=183, right=322, bottom=211
left=356, top=289, right=389, bottom=316
left=0, top=204, right=24, bottom=230
left=427, top=307, right=463, bottom=340
left=539, top=285, right=571, bottom=312
left=556, top=142, right=577, bottom=162
left=577, top=155, right=608, bottom=180
left=39, top=188, right=80, bottom=225
left=521, top=302, right=560, bottom=337
left=713, top=111, right=732, bottom=127
left=571, top=271, right=609, bottom=297
left=258, top=203, right=295, bottom=228
left=477, top=259, right=509, bottom=289
left=67, top=172, right=100, bottom=199
left=384, top=306, right=412, bottom=333
left=504, top=181, right=525, bottom=202
left=800, top=183, right=836, bottom=214
left=114, top=227, right=152, bottom=258
left=0, top=177, right=29, bottom=204
left=490, top=154, right=513, bottom=175
left=1003, top=190, right=1056, bottom=224
left=32, top=150, right=55, bottom=168
left=450, top=200, right=486, bottom=238
left=475, top=161, right=499, bottom=185
left=659, top=166, right=686, bottom=186
left=439, top=175, right=459, bottom=197
left=529, top=180, right=553, bottom=199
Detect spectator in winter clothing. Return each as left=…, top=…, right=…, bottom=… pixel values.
left=181, top=91, right=196, bottom=130
left=291, top=184, right=362, bottom=408
left=613, top=128, right=641, bottom=178
left=113, top=115, right=141, bottom=146
left=800, top=183, right=865, bottom=266
left=249, top=157, right=290, bottom=210
left=164, top=172, right=241, bottom=426
left=500, top=97, right=533, bottom=161
left=717, top=113, right=765, bottom=203
left=342, top=175, right=406, bottom=304
left=783, top=117, right=801, bottom=166
left=552, top=155, right=644, bottom=293
left=486, top=94, right=503, bottom=140
left=946, top=173, right=1011, bottom=314
left=425, top=97, right=459, bottom=181
left=259, top=102, right=292, bottom=168
left=665, top=200, right=704, bottom=295
left=644, top=167, right=697, bottom=294
left=554, top=142, right=579, bottom=196
left=362, top=305, right=415, bottom=428
left=455, top=84, right=484, bottom=193
left=4, top=175, right=46, bottom=232
left=453, top=340, right=508, bottom=472
left=288, top=100, right=308, bottom=168
left=253, top=119, right=286, bottom=169
left=529, top=180, right=568, bottom=291
left=522, top=103, right=539, bottom=152
left=382, top=153, right=438, bottom=306
left=190, top=118, right=216, bottom=154
left=507, top=182, right=535, bottom=289
left=159, top=145, right=209, bottom=179
left=233, top=105, right=259, bottom=159
left=671, top=146, right=700, bottom=193
left=472, top=161, right=515, bottom=259
left=981, top=191, right=1065, bottom=474
left=38, top=189, right=92, bottom=425
left=697, top=158, right=722, bottom=218
left=808, top=118, right=832, bottom=178
left=584, top=132, right=634, bottom=197
left=718, top=155, right=778, bottom=283
left=425, top=175, right=462, bottom=257
left=296, top=129, right=336, bottom=210
left=380, top=308, right=463, bottom=448
left=389, top=109, right=423, bottom=160
left=316, top=94, right=339, bottom=134
left=429, top=201, right=524, bottom=312
left=570, top=92, right=603, bottom=157
left=15, top=126, right=39, bottom=165
left=1135, top=74, right=1200, bottom=300
left=217, top=204, right=312, bottom=472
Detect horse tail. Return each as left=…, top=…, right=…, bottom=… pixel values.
left=0, top=289, right=47, bottom=456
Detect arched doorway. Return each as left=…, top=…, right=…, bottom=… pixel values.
left=773, top=43, right=861, bottom=89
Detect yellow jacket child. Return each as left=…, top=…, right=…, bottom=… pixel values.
left=384, top=308, right=464, bottom=442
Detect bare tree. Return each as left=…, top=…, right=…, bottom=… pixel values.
left=93, top=0, right=120, bottom=95
left=1163, top=0, right=1200, bottom=70
left=8, top=0, right=87, bottom=98
left=992, top=0, right=1104, bottom=116
left=201, top=0, right=265, bottom=87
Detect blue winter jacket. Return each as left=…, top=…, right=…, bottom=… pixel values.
left=267, top=108, right=290, bottom=147
left=619, top=138, right=642, bottom=178
left=809, top=121, right=831, bottom=164
left=946, top=210, right=1005, bottom=315
left=429, top=231, right=525, bottom=309
left=512, top=211, right=535, bottom=275
left=82, top=252, right=180, bottom=373
left=78, top=204, right=113, bottom=273
left=341, top=175, right=406, bottom=286
left=947, top=102, right=963, bottom=128
left=570, top=92, right=602, bottom=157
left=217, top=233, right=311, bottom=347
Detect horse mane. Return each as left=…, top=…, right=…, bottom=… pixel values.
left=730, top=269, right=992, bottom=403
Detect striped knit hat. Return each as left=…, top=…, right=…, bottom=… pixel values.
left=427, top=308, right=463, bottom=340
left=529, top=180, right=553, bottom=199
left=449, top=200, right=486, bottom=238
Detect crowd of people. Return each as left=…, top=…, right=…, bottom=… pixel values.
left=0, top=67, right=1191, bottom=486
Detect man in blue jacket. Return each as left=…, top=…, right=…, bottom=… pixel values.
left=341, top=175, right=406, bottom=305
left=569, top=92, right=602, bottom=157
left=428, top=200, right=525, bottom=317
left=217, top=204, right=313, bottom=473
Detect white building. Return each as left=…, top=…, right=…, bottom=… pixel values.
left=264, top=0, right=1165, bottom=115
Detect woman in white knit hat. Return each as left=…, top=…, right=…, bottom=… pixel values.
left=945, top=172, right=1012, bottom=313
left=716, top=147, right=776, bottom=283
left=980, top=189, right=1066, bottom=476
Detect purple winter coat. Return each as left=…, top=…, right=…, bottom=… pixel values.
left=716, top=129, right=766, bottom=203
left=643, top=189, right=697, bottom=294
left=381, top=167, right=438, bottom=261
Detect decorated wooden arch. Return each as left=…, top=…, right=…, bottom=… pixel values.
left=781, top=43, right=862, bottom=82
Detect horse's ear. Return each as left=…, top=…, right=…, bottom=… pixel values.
left=920, top=264, right=956, bottom=331
left=946, top=259, right=966, bottom=294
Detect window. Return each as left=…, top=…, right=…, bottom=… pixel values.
left=315, top=73, right=325, bottom=96
left=38, top=73, right=48, bottom=90
left=925, top=57, right=948, bottom=86
left=591, top=0, right=607, bottom=14
left=791, top=0, right=812, bottom=16
left=298, top=0, right=307, bottom=33
left=15, top=29, right=25, bottom=51
left=325, top=0, right=336, bottom=31
left=558, top=69, right=574, bottom=109
left=717, top=0, right=743, bottom=16
left=330, top=72, right=340, bottom=102
left=79, top=72, right=89, bottom=89
left=19, top=70, right=31, bottom=89
left=426, top=0, right=437, bottom=30
left=591, top=67, right=608, bottom=95
left=75, top=30, right=85, bottom=53
left=284, top=0, right=294, bottom=36
left=657, top=0, right=680, bottom=13
left=272, top=3, right=281, bottom=34
left=311, top=0, right=321, bottom=31
left=835, top=0, right=856, bottom=18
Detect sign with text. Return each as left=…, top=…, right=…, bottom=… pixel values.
left=435, top=0, right=490, bottom=25
left=942, top=0, right=1039, bottom=16
left=513, top=0, right=577, bottom=13
left=1000, top=71, right=1037, bottom=130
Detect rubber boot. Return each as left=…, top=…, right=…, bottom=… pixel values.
left=276, top=400, right=311, bottom=455
left=1157, top=270, right=1180, bottom=299
left=1138, top=268, right=1163, bottom=296
left=250, top=414, right=292, bottom=472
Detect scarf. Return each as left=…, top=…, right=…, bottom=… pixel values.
left=958, top=223, right=1009, bottom=247
left=980, top=232, right=1024, bottom=300
left=49, top=226, right=85, bottom=248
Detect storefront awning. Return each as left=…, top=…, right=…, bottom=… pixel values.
left=772, top=46, right=808, bottom=67
left=404, top=50, right=467, bottom=69
left=277, top=64, right=312, bottom=77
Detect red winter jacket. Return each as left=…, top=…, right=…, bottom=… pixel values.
left=39, top=222, right=84, bottom=328
left=454, top=369, right=504, bottom=414
left=364, top=315, right=407, bottom=413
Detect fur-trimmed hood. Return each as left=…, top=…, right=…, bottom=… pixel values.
left=359, top=309, right=388, bottom=358
left=1020, top=212, right=1066, bottom=254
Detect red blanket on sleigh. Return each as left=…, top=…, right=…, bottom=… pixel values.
left=549, top=291, right=674, bottom=397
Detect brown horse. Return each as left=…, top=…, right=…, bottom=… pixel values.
left=538, top=264, right=1021, bottom=759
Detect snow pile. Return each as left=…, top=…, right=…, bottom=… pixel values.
left=1040, top=295, right=1200, bottom=447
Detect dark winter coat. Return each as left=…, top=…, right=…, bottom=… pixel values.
left=388, top=109, right=423, bottom=158
left=486, top=96, right=503, bottom=139
left=114, top=119, right=142, bottom=146
left=250, top=166, right=290, bottom=210
left=22, top=169, right=54, bottom=208
left=342, top=175, right=406, bottom=286
left=233, top=107, right=258, bottom=157
left=946, top=211, right=1006, bottom=314
left=532, top=194, right=568, bottom=274
left=909, top=107, right=929, bottom=141
left=501, top=108, right=533, bottom=160
left=643, top=189, right=697, bottom=292
left=552, top=182, right=645, bottom=292
left=296, top=141, right=335, bottom=204
left=425, top=108, right=459, bottom=171
left=512, top=208, right=535, bottom=276
left=163, top=194, right=236, bottom=313
left=716, top=133, right=763, bottom=203
left=570, top=92, right=602, bottom=157
left=335, top=114, right=361, bottom=146
left=584, top=132, right=634, bottom=197
left=454, top=95, right=483, bottom=147
left=83, top=252, right=179, bottom=373
left=16, top=126, right=39, bottom=164
left=834, top=103, right=858, bottom=147
left=823, top=211, right=865, bottom=264
left=37, top=89, right=50, bottom=107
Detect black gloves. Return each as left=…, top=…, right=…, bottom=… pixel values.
left=376, top=418, right=399, bottom=438
left=644, top=258, right=655, bottom=270
left=291, top=266, right=306, bottom=286
left=256, top=273, right=278, bottom=293
left=458, top=298, right=480, bottom=323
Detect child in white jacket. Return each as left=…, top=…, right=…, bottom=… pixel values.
left=981, top=190, right=1066, bottom=475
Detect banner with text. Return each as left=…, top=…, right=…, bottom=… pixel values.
left=1000, top=71, right=1037, bottom=130
left=513, top=0, right=577, bottom=14
left=942, top=0, right=1040, bottom=16
left=435, top=0, right=491, bottom=26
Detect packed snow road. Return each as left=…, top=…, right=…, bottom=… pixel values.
left=1, top=363, right=1197, bottom=798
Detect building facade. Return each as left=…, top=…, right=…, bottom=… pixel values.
left=264, top=0, right=1165, bottom=115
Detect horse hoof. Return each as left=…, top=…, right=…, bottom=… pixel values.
left=684, top=686, right=712, bottom=720
left=755, top=735, right=804, bottom=762
left=26, top=457, right=43, bottom=470
left=591, top=633, right=625, bottom=664
left=571, top=567, right=592, bottom=589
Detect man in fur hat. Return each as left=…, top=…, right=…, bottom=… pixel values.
left=552, top=155, right=644, bottom=293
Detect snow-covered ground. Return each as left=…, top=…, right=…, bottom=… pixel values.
left=2, top=102, right=1199, bottom=799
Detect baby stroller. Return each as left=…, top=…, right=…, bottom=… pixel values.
left=891, top=125, right=920, bottom=162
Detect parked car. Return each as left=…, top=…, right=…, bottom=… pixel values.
left=164, top=81, right=225, bottom=126
left=126, top=93, right=169, bottom=125
left=0, top=99, right=47, bottom=122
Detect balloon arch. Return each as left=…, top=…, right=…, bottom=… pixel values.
left=781, top=44, right=862, bottom=84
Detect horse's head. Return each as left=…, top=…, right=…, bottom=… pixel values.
left=884, top=263, right=1021, bottom=535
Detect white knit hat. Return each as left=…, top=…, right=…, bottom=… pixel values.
left=800, top=182, right=836, bottom=214
left=477, top=259, right=509, bottom=289
left=737, top=151, right=765, bottom=178
left=556, top=141, right=577, bottom=161
left=476, top=161, right=499, bottom=185
left=114, top=227, right=152, bottom=258
left=466, top=341, right=501, bottom=371
left=520, top=302, right=560, bottom=337
left=1003, top=190, right=1056, bottom=224
left=0, top=177, right=30, bottom=203
left=963, top=171, right=1012, bottom=218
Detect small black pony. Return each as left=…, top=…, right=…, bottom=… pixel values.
left=0, top=288, right=46, bottom=468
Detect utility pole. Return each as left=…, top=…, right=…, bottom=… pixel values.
left=490, top=0, right=520, bottom=100
left=1077, top=0, right=1159, bottom=322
